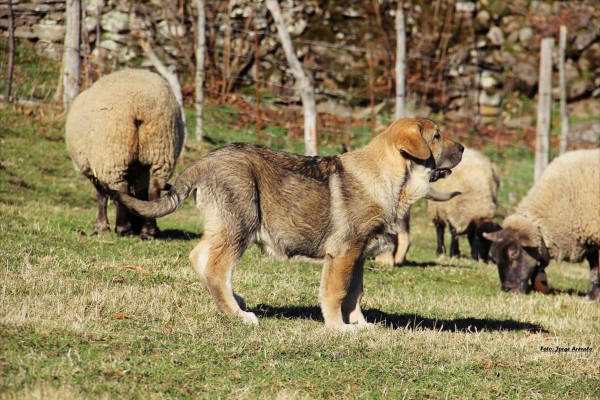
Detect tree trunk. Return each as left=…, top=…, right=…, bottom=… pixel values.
left=62, top=0, right=81, bottom=111
left=395, top=2, right=406, bottom=119
left=535, top=38, right=554, bottom=183
left=266, top=0, right=318, bottom=156
left=195, top=0, right=206, bottom=141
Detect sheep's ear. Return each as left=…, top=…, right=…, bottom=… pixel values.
left=518, top=234, right=537, bottom=249
left=483, top=230, right=502, bottom=242
left=387, top=119, right=431, bottom=160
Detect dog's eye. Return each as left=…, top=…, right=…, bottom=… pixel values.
left=434, top=133, right=441, bottom=139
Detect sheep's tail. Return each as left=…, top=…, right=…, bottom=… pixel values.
left=425, top=188, right=461, bottom=202
left=106, top=166, right=199, bottom=219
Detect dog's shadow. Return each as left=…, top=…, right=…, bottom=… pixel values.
left=253, top=304, right=546, bottom=333
left=158, top=229, right=201, bottom=241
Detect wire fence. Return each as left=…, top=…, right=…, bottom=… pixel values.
left=0, top=11, right=564, bottom=209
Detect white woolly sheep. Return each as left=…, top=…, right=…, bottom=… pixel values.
left=374, top=188, right=461, bottom=266
left=484, top=149, right=600, bottom=300
left=66, top=69, right=184, bottom=239
left=426, top=148, right=501, bottom=261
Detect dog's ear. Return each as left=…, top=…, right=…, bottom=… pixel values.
left=394, top=121, right=431, bottom=160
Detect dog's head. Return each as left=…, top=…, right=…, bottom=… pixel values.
left=378, top=118, right=464, bottom=182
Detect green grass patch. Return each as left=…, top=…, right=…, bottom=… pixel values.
left=1, top=96, right=598, bottom=399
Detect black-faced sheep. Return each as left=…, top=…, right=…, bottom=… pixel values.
left=66, top=69, right=184, bottom=239
left=484, top=149, right=600, bottom=300
left=374, top=188, right=461, bottom=266
left=426, top=148, right=501, bottom=261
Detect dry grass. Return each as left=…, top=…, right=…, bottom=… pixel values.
left=1, top=103, right=598, bottom=399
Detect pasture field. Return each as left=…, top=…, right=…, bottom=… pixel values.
left=1, top=102, right=598, bottom=399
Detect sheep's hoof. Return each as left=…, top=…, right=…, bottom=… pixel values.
left=140, top=224, right=160, bottom=240
left=587, top=285, right=600, bottom=301
left=140, top=230, right=159, bottom=240
left=93, top=221, right=110, bottom=232
left=115, top=223, right=134, bottom=237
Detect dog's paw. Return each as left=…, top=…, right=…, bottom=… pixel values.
left=355, top=321, right=375, bottom=330
left=326, top=322, right=359, bottom=333
left=374, top=251, right=394, bottom=266
left=238, top=310, right=259, bottom=325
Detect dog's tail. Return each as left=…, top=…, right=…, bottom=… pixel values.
left=425, top=188, right=461, bottom=202
left=106, top=165, right=199, bottom=219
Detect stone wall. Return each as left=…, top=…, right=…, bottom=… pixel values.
left=1, top=0, right=599, bottom=127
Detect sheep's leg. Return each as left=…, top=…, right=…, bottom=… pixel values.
left=586, top=250, right=600, bottom=301
left=114, top=182, right=134, bottom=236
left=435, top=220, right=446, bottom=255
left=449, top=225, right=460, bottom=257
left=92, top=181, right=110, bottom=233
left=139, top=178, right=162, bottom=240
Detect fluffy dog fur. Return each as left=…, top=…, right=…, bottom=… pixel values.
left=109, top=118, right=464, bottom=330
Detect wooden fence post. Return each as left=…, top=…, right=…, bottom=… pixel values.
left=558, top=26, right=569, bottom=155
left=62, top=0, right=81, bottom=111
left=395, top=1, right=406, bottom=119
left=4, top=0, right=15, bottom=102
left=535, top=38, right=554, bottom=183
left=368, top=51, right=375, bottom=136
left=195, top=0, right=205, bottom=141
left=254, top=25, right=261, bottom=145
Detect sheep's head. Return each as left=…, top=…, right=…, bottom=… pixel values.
left=483, top=228, right=550, bottom=294
left=466, top=218, right=502, bottom=262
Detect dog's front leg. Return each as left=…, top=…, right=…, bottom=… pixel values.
left=341, top=258, right=373, bottom=329
left=320, top=248, right=369, bottom=331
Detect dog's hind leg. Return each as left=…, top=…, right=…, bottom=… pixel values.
left=341, top=258, right=373, bottom=329
left=190, top=233, right=258, bottom=325
left=320, top=247, right=363, bottom=331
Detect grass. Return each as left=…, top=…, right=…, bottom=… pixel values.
left=1, top=100, right=598, bottom=399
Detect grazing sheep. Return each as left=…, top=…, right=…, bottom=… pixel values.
left=427, top=148, right=501, bottom=261
left=374, top=188, right=461, bottom=266
left=66, top=69, right=185, bottom=239
left=484, top=149, right=600, bottom=300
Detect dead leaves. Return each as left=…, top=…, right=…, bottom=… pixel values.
left=122, top=265, right=149, bottom=274
left=113, top=312, right=130, bottom=320
left=111, top=265, right=150, bottom=284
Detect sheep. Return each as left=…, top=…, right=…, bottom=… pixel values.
left=484, top=149, right=600, bottom=300
left=426, top=148, right=501, bottom=261
left=66, top=69, right=185, bottom=239
left=374, top=188, right=461, bottom=266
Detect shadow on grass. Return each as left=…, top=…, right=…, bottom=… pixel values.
left=549, top=288, right=589, bottom=298
left=158, top=229, right=201, bottom=241
left=254, top=304, right=546, bottom=333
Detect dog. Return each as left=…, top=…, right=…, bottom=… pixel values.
left=108, top=118, right=464, bottom=330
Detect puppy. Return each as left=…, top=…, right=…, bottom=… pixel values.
left=109, top=118, right=464, bottom=330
